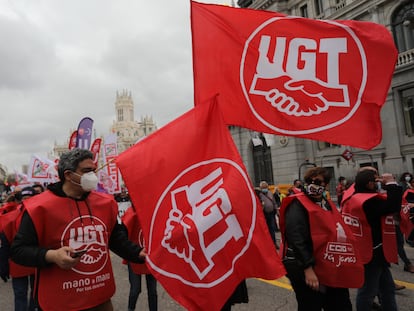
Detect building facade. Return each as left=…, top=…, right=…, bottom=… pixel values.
left=52, top=89, right=157, bottom=159
left=232, top=0, right=414, bottom=194
left=111, top=89, right=157, bottom=153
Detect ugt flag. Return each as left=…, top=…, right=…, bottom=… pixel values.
left=191, top=1, right=398, bottom=150
left=116, top=101, right=285, bottom=311
left=75, top=117, right=94, bottom=149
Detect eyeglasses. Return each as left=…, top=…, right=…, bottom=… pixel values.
left=311, top=179, right=325, bottom=186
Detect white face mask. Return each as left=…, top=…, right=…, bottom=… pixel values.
left=72, top=171, right=98, bottom=192
left=405, top=176, right=411, bottom=182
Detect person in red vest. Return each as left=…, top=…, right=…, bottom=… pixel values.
left=121, top=204, right=158, bottom=311
left=10, top=148, right=146, bottom=311
left=279, top=167, right=363, bottom=311
left=0, top=186, right=37, bottom=311
left=341, top=169, right=402, bottom=311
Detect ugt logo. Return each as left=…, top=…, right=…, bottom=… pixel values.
left=61, top=216, right=109, bottom=275
left=147, top=159, right=257, bottom=287
left=241, top=17, right=367, bottom=134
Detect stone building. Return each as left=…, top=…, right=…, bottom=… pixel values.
left=232, top=0, right=414, bottom=194
left=110, top=89, right=157, bottom=153
left=52, top=90, right=157, bottom=159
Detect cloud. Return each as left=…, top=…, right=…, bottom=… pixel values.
left=0, top=0, right=231, bottom=172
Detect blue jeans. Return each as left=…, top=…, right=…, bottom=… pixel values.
left=127, top=263, right=157, bottom=311
left=356, top=251, right=397, bottom=311
left=12, top=275, right=36, bottom=311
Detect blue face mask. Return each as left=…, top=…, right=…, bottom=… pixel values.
left=261, top=189, right=268, bottom=193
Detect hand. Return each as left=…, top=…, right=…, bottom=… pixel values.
left=379, top=173, right=396, bottom=184
left=304, top=266, right=319, bottom=291
left=139, top=247, right=147, bottom=260
left=45, top=246, right=81, bottom=270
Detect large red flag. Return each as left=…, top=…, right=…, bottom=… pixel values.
left=116, top=101, right=285, bottom=311
left=191, top=1, right=398, bottom=150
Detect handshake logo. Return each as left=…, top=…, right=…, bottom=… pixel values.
left=241, top=17, right=366, bottom=133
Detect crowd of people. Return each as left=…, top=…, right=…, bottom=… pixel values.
left=258, top=166, right=414, bottom=311
left=0, top=148, right=413, bottom=310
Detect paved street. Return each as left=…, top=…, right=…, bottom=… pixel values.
left=1, top=237, right=413, bottom=310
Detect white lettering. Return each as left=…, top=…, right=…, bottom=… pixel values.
left=256, top=36, right=347, bottom=84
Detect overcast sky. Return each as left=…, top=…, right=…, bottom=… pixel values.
left=0, top=0, right=236, bottom=173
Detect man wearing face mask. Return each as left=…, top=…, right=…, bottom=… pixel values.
left=11, top=148, right=146, bottom=311
left=279, top=167, right=363, bottom=311
left=341, top=170, right=403, bottom=311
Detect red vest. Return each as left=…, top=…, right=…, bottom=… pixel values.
left=401, top=189, right=414, bottom=239
left=280, top=193, right=364, bottom=288
left=341, top=193, right=397, bottom=264
left=122, top=207, right=150, bottom=275
left=1, top=206, right=35, bottom=278
left=25, top=191, right=118, bottom=311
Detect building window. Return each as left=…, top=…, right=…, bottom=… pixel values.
left=252, top=134, right=274, bottom=186
left=300, top=4, right=309, bottom=18
left=314, top=0, right=323, bottom=16
left=117, top=109, right=123, bottom=122
left=391, top=2, right=414, bottom=53
left=317, top=141, right=341, bottom=150
left=402, top=88, right=414, bottom=136
left=360, top=162, right=378, bottom=171
left=324, top=166, right=335, bottom=196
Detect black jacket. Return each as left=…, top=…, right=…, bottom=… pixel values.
left=10, top=182, right=144, bottom=268
left=283, top=198, right=319, bottom=269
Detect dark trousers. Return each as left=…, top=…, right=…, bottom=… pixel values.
left=264, top=211, right=278, bottom=246
left=356, top=252, right=397, bottom=311
left=127, top=263, right=157, bottom=311
left=395, top=224, right=412, bottom=266
left=283, top=260, right=352, bottom=311
left=12, top=275, right=36, bottom=311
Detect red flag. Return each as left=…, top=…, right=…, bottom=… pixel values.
left=90, top=138, right=102, bottom=166
left=68, top=130, right=78, bottom=150
left=116, top=101, right=285, bottom=311
left=191, top=1, right=398, bottom=150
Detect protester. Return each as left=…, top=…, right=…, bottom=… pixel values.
left=220, top=280, right=249, bottom=311
left=400, top=183, right=414, bottom=253
left=341, top=170, right=403, bottom=311
left=10, top=148, right=146, bottom=311
left=122, top=204, right=158, bottom=311
left=399, top=172, right=413, bottom=192
left=287, top=179, right=304, bottom=196
left=32, top=183, right=45, bottom=195
left=258, top=181, right=279, bottom=248
left=336, top=176, right=347, bottom=207
left=0, top=186, right=37, bottom=311
left=280, top=167, right=363, bottom=311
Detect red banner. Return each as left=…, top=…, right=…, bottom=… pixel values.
left=191, top=1, right=397, bottom=150
left=68, top=130, right=77, bottom=150
left=116, top=102, right=285, bottom=311
left=90, top=138, right=102, bottom=166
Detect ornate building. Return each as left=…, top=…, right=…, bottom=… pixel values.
left=51, top=90, right=157, bottom=159
left=232, top=0, right=414, bottom=194
left=111, top=89, right=157, bottom=153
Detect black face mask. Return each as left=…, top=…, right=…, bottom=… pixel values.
left=14, top=192, right=22, bottom=201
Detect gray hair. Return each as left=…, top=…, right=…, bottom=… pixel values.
left=259, top=181, right=269, bottom=188
left=58, top=148, right=94, bottom=181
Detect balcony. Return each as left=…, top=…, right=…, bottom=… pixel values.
left=396, top=48, right=414, bottom=68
